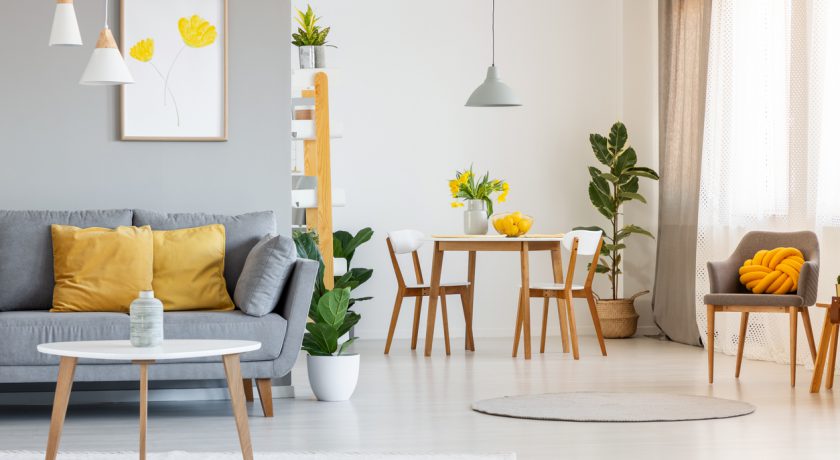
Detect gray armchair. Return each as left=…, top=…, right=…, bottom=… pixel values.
left=704, top=231, right=819, bottom=387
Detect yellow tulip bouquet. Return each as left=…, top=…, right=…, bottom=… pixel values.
left=448, top=167, right=509, bottom=218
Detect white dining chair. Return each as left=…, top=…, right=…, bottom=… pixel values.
left=384, top=229, right=473, bottom=355
left=513, top=230, right=606, bottom=360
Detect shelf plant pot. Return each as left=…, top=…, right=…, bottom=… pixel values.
left=298, top=46, right=315, bottom=69
left=595, top=291, right=647, bottom=339
left=307, top=354, right=359, bottom=401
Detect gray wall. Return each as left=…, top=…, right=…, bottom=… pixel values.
left=0, top=1, right=291, bottom=230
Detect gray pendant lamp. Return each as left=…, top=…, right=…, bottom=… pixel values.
left=466, top=0, right=521, bottom=107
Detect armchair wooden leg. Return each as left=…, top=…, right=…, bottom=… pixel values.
left=440, top=290, right=451, bottom=356
left=790, top=307, right=798, bottom=387
left=801, top=307, right=817, bottom=363
left=512, top=288, right=523, bottom=358
left=827, top=325, right=839, bottom=390
left=707, top=304, right=715, bottom=384
left=410, top=297, right=422, bottom=350
left=242, top=379, right=254, bottom=402
left=736, top=312, right=749, bottom=378
left=255, top=378, right=274, bottom=417
left=585, top=290, right=607, bottom=356
left=384, top=291, right=404, bottom=354
left=556, top=295, right=570, bottom=354
left=540, top=297, right=549, bottom=354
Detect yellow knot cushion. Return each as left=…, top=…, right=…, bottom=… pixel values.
left=51, top=225, right=154, bottom=312
left=738, top=247, right=804, bottom=294
left=152, top=224, right=234, bottom=311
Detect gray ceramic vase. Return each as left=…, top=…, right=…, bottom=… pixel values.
left=130, top=291, right=164, bottom=348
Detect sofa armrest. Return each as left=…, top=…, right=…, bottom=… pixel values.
left=707, top=259, right=740, bottom=294
left=275, top=259, right=318, bottom=359
left=797, top=260, right=819, bottom=306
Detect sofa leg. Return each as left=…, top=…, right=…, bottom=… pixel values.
left=242, top=379, right=254, bottom=402
left=255, top=378, right=274, bottom=417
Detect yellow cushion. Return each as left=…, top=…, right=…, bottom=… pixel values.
left=51, top=225, right=154, bottom=312
left=152, top=224, right=234, bottom=311
left=738, top=247, right=804, bottom=294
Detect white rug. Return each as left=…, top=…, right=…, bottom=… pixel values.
left=0, top=453, right=514, bottom=460
left=472, top=392, right=755, bottom=422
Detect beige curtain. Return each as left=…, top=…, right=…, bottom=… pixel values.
left=651, top=0, right=712, bottom=345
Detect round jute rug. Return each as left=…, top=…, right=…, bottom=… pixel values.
left=472, top=392, right=755, bottom=422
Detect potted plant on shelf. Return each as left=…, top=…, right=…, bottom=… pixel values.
left=575, top=121, right=660, bottom=338
left=302, top=287, right=360, bottom=401
left=292, top=4, right=333, bottom=69
left=449, top=167, right=509, bottom=235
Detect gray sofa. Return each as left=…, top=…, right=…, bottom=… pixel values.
left=0, top=209, right=316, bottom=400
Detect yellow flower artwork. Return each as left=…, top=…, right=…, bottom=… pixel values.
left=129, top=38, right=154, bottom=62
left=178, top=15, right=218, bottom=48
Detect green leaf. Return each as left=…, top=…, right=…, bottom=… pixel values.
left=303, top=323, right=338, bottom=355
left=600, top=172, right=620, bottom=183
left=595, top=264, right=610, bottom=274
left=613, top=147, right=637, bottom=175
left=333, top=228, right=373, bottom=264
left=618, top=191, right=647, bottom=204
left=616, top=224, right=655, bottom=240
left=608, top=122, right=628, bottom=155
left=602, top=243, right=627, bottom=252
left=588, top=184, right=613, bottom=219
left=625, top=166, right=660, bottom=180
left=588, top=167, right=611, bottom=196
left=337, top=311, right=361, bottom=337
left=338, top=337, right=357, bottom=356
left=590, top=134, right=612, bottom=166
left=317, top=288, right=351, bottom=329
left=622, top=176, right=640, bottom=193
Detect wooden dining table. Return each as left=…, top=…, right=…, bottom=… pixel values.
left=423, top=234, right=565, bottom=359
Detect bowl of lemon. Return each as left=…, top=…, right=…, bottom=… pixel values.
left=492, top=212, right=534, bottom=237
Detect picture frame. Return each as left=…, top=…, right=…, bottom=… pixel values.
left=120, top=0, right=228, bottom=141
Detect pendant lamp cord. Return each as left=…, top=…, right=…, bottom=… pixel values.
left=491, top=0, right=495, bottom=66
left=104, top=0, right=110, bottom=28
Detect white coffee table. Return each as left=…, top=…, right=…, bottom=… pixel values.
left=37, top=339, right=261, bottom=460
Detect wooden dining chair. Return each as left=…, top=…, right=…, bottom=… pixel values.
left=384, top=230, right=473, bottom=355
left=513, top=230, right=606, bottom=360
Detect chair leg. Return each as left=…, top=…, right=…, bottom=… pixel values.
left=827, top=325, right=839, bottom=390
left=460, top=291, right=475, bottom=352
left=790, top=306, right=798, bottom=387
left=801, top=307, right=817, bottom=363
left=735, top=312, right=749, bottom=378
left=556, top=295, right=570, bottom=353
left=540, top=297, right=549, bottom=354
left=512, top=288, right=523, bottom=357
left=410, top=297, right=423, bottom=350
left=707, top=304, right=715, bottom=384
left=440, top=289, right=451, bottom=356
left=384, top=291, right=404, bottom=354
left=564, top=292, right=580, bottom=360
left=584, top=290, right=607, bottom=356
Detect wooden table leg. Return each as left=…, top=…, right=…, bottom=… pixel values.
left=810, top=309, right=833, bottom=393
left=520, top=242, right=532, bottom=359
left=46, top=356, right=77, bottom=460
left=222, top=354, right=254, bottom=460
left=136, top=361, right=152, bottom=460
left=424, top=242, right=444, bottom=357
left=827, top=325, right=839, bottom=390
left=466, top=250, right=477, bottom=351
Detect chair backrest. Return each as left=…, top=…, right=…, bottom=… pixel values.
left=388, top=229, right=425, bottom=254
left=732, top=230, right=819, bottom=264
left=561, top=230, right=604, bottom=289
left=386, top=229, right=426, bottom=287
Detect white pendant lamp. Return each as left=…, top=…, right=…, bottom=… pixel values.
left=466, top=0, right=521, bottom=107
left=49, top=0, right=82, bottom=46
left=80, top=0, right=134, bottom=85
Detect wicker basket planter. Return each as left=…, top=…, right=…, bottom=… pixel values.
left=595, top=291, right=646, bottom=339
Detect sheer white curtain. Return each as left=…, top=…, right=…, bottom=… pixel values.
left=696, top=0, right=840, bottom=365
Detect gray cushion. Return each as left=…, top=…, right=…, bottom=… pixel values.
left=234, top=234, right=297, bottom=317
left=132, top=210, right=276, bottom=297
left=0, top=310, right=286, bottom=366
left=0, top=210, right=133, bottom=311
left=704, top=293, right=804, bottom=307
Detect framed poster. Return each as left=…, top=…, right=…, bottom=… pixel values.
left=120, top=0, right=228, bottom=141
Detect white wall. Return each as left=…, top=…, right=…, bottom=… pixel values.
left=293, top=0, right=660, bottom=341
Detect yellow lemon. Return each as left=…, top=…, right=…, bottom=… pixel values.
left=518, top=219, right=532, bottom=233
left=511, top=211, right=523, bottom=222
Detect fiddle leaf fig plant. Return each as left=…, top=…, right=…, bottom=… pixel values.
left=575, top=122, right=660, bottom=300
left=302, top=287, right=358, bottom=356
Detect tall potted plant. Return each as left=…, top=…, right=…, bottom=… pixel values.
left=302, top=287, right=360, bottom=401
left=292, top=4, right=333, bottom=68
left=576, top=122, right=660, bottom=338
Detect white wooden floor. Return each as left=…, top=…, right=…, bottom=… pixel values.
left=1, top=337, right=838, bottom=459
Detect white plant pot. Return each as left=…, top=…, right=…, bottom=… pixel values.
left=306, top=354, right=360, bottom=401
